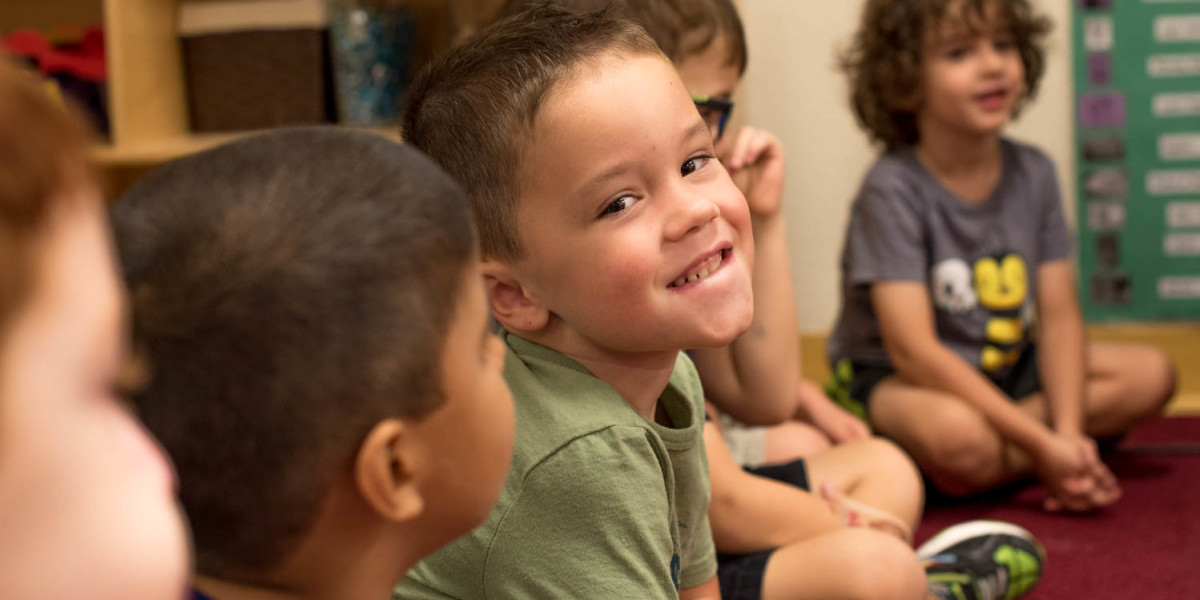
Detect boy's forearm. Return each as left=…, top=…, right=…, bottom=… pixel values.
left=679, top=576, right=721, bottom=600
left=892, top=341, right=1054, bottom=456
left=726, top=211, right=801, bottom=414
left=709, top=466, right=842, bottom=553
left=1036, top=309, right=1086, bottom=435
left=690, top=212, right=799, bottom=424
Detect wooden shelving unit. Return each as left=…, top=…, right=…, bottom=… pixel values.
left=3, top=0, right=474, bottom=198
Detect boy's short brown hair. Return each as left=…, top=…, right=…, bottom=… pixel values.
left=112, top=128, right=476, bottom=578
left=0, top=58, right=93, bottom=333
left=500, top=0, right=747, bottom=73
left=841, top=0, right=1051, bottom=149
left=402, top=5, right=661, bottom=261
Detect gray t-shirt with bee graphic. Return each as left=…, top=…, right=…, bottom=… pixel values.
left=828, top=138, right=1073, bottom=378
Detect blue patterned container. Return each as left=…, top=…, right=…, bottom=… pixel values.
left=329, top=1, right=416, bottom=126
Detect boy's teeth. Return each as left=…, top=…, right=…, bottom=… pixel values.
left=670, top=253, right=723, bottom=288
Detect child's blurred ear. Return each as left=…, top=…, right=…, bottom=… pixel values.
left=355, top=420, right=424, bottom=523
left=480, top=260, right=549, bottom=334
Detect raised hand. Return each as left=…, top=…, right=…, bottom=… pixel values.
left=719, top=126, right=786, bottom=218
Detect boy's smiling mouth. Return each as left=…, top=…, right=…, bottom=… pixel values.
left=974, top=86, right=1010, bottom=110
left=668, top=247, right=731, bottom=289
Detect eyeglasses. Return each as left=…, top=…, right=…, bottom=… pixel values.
left=692, top=95, right=734, bottom=141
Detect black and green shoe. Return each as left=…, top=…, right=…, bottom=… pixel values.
left=919, top=520, right=1046, bottom=600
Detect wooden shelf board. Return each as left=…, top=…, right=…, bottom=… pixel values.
left=93, top=126, right=402, bottom=166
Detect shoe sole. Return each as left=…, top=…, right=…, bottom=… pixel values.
left=916, top=520, right=1042, bottom=560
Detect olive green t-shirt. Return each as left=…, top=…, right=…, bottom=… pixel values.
left=394, top=333, right=716, bottom=599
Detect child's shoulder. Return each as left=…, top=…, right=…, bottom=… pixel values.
left=852, top=146, right=929, bottom=211
left=1001, top=137, right=1058, bottom=179
left=863, top=145, right=922, bottom=183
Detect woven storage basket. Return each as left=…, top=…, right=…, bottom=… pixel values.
left=180, top=0, right=333, bottom=132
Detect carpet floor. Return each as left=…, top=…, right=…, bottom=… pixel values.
left=915, top=416, right=1200, bottom=598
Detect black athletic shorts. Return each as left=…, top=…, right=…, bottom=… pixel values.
left=715, top=459, right=810, bottom=600
left=830, top=344, right=1042, bottom=418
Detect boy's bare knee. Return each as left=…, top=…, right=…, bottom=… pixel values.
left=836, top=530, right=927, bottom=600
left=864, top=437, right=917, bottom=468
left=860, top=438, right=922, bottom=487
left=926, top=455, right=1000, bottom=498
left=1141, top=348, right=1177, bottom=413
left=1113, top=346, right=1176, bottom=423
left=923, top=421, right=1002, bottom=497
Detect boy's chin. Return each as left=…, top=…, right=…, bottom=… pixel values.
left=682, top=312, right=754, bottom=349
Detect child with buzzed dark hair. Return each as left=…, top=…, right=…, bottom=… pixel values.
left=111, top=128, right=515, bottom=600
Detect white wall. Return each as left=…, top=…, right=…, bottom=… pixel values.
left=739, top=0, right=1074, bottom=333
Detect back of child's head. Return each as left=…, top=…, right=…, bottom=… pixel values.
left=402, top=4, right=662, bottom=262
left=0, top=57, right=189, bottom=600
left=112, top=128, right=478, bottom=580
left=841, top=0, right=1051, bottom=149
left=498, top=0, right=746, bottom=72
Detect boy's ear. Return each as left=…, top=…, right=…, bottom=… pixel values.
left=355, top=419, right=424, bottom=523
left=480, top=260, right=549, bottom=333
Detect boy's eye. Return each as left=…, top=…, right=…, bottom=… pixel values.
left=682, top=156, right=712, bottom=177
left=946, top=46, right=970, bottom=60
left=994, top=38, right=1015, bottom=52
left=600, top=194, right=638, bottom=217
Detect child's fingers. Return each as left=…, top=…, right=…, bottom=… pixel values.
left=1049, top=475, right=1099, bottom=512
left=724, top=128, right=758, bottom=171
left=1043, top=496, right=1063, bottom=512
left=820, top=483, right=912, bottom=542
left=1090, top=462, right=1121, bottom=506
left=725, top=127, right=780, bottom=172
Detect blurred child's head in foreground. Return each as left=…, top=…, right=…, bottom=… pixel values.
left=0, top=57, right=190, bottom=600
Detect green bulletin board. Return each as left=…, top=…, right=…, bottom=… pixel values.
left=1074, top=0, right=1200, bottom=321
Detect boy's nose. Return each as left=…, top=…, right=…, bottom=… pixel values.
left=663, top=189, right=720, bottom=241
left=979, top=45, right=1007, bottom=73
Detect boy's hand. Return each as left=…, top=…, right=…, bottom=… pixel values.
left=798, top=378, right=870, bottom=444
left=819, top=482, right=912, bottom=543
left=1036, top=433, right=1120, bottom=512
left=719, top=126, right=786, bottom=218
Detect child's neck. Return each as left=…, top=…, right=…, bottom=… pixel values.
left=527, top=329, right=677, bottom=421
left=193, top=483, right=419, bottom=600
left=568, top=350, right=679, bottom=423
left=914, top=126, right=1004, bottom=204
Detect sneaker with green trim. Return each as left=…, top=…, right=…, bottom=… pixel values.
left=919, top=520, right=1046, bottom=600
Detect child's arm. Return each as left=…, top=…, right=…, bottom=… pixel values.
left=704, top=418, right=845, bottom=553
left=1035, top=260, right=1086, bottom=434
left=1034, top=260, right=1120, bottom=510
left=872, top=281, right=1102, bottom=510
left=679, top=576, right=721, bottom=600
left=689, top=127, right=800, bottom=425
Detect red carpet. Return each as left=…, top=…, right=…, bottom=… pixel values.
left=915, top=417, right=1200, bottom=598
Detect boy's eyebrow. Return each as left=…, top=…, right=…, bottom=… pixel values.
left=575, top=120, right=712, bottom=201
left=576, top=158, right=642, bottom=200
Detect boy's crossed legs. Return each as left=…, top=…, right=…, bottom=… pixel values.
left=870, top=342, right=1175, bottom=507
left=705, top=419, right=930, bottom=600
